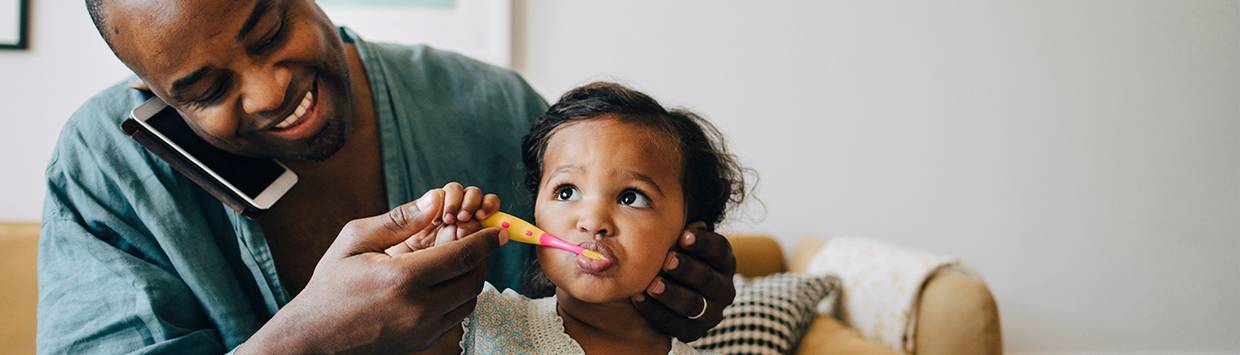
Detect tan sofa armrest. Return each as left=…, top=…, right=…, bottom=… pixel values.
left=915, top=270, right=1003, bottom=355
left=796, top=316, right=901, bottom=355
left=788, top=237, right=1003, bottom=355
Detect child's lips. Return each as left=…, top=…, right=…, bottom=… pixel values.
left=576, top=240, right=616, bottom=274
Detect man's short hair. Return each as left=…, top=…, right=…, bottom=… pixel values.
left=85, top=0, right=118, bottom=54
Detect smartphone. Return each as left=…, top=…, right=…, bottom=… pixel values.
left=122, top=96, right=297, bottom=218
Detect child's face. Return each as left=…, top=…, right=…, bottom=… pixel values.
left=534, top=116, right=687, bottom=304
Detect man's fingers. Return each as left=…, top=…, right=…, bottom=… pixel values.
left=630, top=225, right=734, bottom=343
left=631, top=292, right=693, bottom=340
left=678, top=228, right=737, bottom=275
left=476, top=194, right=501, bottom=221
left=459, top=186, right=482, bottom=222
left=645, top=277, right=709, bottom=319
left=635, top=276, right=723, bottom=342
left=441, top=182, right=464, bottom=224
left=399, top=227, right=507, bottom=285
left=661, top=252, right=731, bottom=300
left=385, top=229, right=439, bottom=255
left=331, top=189, right=443, bottom=257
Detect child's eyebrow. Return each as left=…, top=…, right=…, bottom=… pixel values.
left=542, top=165, right=583, bottom=189
left=548, top=165, right=583, bottom=179
left=625, top=171, right=666, bottom=197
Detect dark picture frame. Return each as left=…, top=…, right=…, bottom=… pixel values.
left=1, top=0, right=29, bottom=49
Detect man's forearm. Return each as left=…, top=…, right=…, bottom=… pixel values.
left=236, top=300, right=321, bottom=355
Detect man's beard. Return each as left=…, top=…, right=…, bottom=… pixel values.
left=290, top=57, right=353, bottom=162
left=295, top=112, right=349, bottom=161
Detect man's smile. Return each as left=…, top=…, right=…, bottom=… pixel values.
left=266, top=75, right=324, bottom=141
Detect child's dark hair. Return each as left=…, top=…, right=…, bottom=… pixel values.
left=521, top=82, right=746, bottom=229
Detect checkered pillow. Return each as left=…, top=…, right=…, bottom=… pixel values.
left=690, top=273, right=840, bottom=355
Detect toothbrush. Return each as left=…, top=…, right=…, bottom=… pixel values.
left=480, top=212, right=608, bottom=261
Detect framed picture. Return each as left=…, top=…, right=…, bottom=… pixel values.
left=318, top=0, right=511, bottom=67
left=1, top=0, right=28, bottom=49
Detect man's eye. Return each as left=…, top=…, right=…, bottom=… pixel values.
left=186, top=79, right=231, bottom=108
left=259, top=33, right=278, bottom=49
left=553, top=185, right=580, bottom=201
left=254, top=12, right=288, bottom=54
left=257, top=25, right=284, bottom=52
left=618, top=190, right=651, bottom=208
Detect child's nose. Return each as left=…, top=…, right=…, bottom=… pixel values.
left=575, top=200, right=615, bottom=238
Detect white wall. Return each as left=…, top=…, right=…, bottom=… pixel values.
left=0, top=1, right=131, bottom=220
left=2, top=0, right=1238, bottom=353
left=319, top=0, right=512, bottom=67
left=514, top=0, right=1240, bottom=353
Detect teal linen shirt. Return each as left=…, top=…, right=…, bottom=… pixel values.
left=37, top=28, right=547, bottom=354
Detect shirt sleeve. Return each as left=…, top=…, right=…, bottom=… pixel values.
left=38, top=218, right=228, bottom=355
left=36, top=92, right=231, bottom=354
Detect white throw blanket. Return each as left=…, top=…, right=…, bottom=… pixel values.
left=806, top=237, right=961, bottom=354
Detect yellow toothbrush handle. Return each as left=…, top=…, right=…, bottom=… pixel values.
left=480, top=212, right=607, bottom=261
left=480, top=212, right=542, bottom=245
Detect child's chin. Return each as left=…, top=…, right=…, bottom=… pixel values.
left=562, top=278, right=638, bottom=304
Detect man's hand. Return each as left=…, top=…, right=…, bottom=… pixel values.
left=383, top=182, right=502, bottom=254
left=632, top=223, right=737, bottom=342
left=239, top=189, right=509, bottom=354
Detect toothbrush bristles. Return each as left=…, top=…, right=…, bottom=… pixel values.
left=581, top=249, right=607, bottom=261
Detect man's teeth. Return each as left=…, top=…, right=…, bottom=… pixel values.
left=274, top=90, right=314, bottom=129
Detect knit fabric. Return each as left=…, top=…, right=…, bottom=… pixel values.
left=460, top=282, right=704, bottom=354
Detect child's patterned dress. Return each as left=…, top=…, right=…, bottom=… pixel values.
left=459, top=282, right=707, bottom=355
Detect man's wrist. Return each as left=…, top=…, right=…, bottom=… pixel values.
left=239, top=300, right=318, bottom=354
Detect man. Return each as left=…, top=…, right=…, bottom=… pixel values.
left=38, top=0, right=737, bottom=353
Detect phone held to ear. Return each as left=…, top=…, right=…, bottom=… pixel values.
left=122, top=96, right=298, bottom=218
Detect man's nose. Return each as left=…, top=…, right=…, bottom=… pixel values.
left=575, top=198, right=616, bottom=238
left=239, top=66, right=291, bottom=119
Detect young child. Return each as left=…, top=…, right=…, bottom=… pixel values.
left=404, top=82, right=746, bottom=354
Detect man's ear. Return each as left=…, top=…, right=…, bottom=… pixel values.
left=127, top=79, right=151, bottom=92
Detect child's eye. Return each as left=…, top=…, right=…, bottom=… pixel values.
left=618, top=190, right=652, bottom=208
left=553, top=185, right=581, bottom=201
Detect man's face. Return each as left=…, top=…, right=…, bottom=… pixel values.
left=106, top=0, right=352, bottom=161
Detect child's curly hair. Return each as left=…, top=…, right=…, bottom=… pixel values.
left=521, top=81, right=747, bottom=230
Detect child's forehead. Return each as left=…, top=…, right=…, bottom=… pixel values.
left=543, top=118, right=683, bottom=179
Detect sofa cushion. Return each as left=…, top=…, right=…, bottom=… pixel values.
left=691, top=273, right=839, bottom=355
left=0, top=222, right=39, bottom=355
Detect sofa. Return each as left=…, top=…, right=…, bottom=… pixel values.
left=727, top=234, right=1002, bottom=354
left=1, top=222, right=38, bottom=355
left=1, top=222, right=1001, bottom=354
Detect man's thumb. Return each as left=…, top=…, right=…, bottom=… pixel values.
left=332, top=189, right=444, bottom=256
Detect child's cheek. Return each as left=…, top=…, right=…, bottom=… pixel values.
left=621, top=238, right=673, bottom=289
left=536, top=246, right=575, bottom=283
